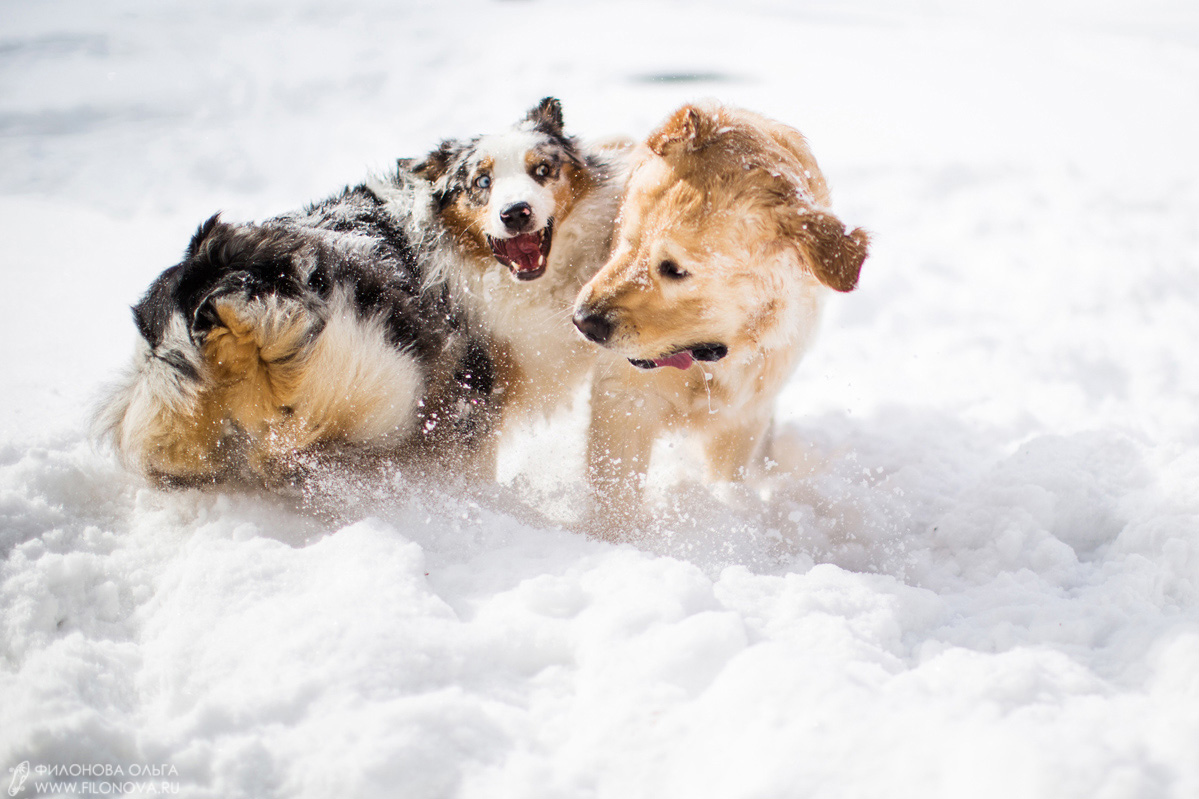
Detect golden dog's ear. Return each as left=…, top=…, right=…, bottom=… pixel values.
left=785, top=209, right=870, bottom=292
left=647, top=105, right=719, bottom=158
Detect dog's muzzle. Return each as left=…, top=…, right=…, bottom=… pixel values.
left=488, top=218, right=554, bottom=281
left=572, top=311, right=614, bottom=345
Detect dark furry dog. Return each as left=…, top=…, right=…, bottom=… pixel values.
left=96, top=98, right=627, bottom=487
left=96, top=178, right=494, bottom=486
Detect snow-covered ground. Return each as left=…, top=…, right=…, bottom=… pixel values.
left=3, top=0, right=1199, bottom=796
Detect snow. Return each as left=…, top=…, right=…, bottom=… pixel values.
left=3, top=0, right=1199, bottom=797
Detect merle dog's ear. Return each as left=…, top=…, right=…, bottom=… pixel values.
left=525, top=97, right=565, bottom=137
left=782, top=208, right=870, bottom=293
left=413, top=141, right=457, bottom=183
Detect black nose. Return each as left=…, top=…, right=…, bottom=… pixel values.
left=500, top=202, right=533, bottom=232
left=573, top=311, right=613, bottom=345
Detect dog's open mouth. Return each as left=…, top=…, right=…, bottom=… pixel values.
left=488, top=220, right=553, bottom=281
left=629, top=343, right=728, bottom=370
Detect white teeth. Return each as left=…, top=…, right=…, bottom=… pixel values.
left=538, top=254, right=545, bottom=267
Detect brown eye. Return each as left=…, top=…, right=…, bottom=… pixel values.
left=534, top=163, right=551, bottom=179
left=658, top=260, right=689, bottom=280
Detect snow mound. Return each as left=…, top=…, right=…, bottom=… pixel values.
left=3, top=1, right=1199, bottom=797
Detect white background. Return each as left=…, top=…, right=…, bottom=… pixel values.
left=2, top=1, right=1198, bottom=796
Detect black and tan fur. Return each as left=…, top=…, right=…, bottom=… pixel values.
left=97, top=98, right=627, bottom=488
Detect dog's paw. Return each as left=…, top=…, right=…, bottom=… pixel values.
left=191, top=271, right=254, bottom=336
left=193, top=273, right=326, bottom=363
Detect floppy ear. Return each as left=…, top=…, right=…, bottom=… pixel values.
left=647, top=104, right=719, bottom=158
left=784, top=208, right=870, bottom=292
left=525, top=97, right=565, bottom=137
left=412, top=141, right=457, bottom=183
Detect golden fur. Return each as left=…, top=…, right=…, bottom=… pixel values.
left=573, top=102, right=869, bottom=532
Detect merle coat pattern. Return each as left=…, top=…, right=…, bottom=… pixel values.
left=98, top=168, right=495, bottom=486
left=97, top=98, right=628, bottom=489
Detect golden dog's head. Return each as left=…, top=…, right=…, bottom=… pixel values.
left=573, top=103, right=869, bottom=370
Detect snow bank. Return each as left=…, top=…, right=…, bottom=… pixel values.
left=2, top=1, right=1198, bottom=797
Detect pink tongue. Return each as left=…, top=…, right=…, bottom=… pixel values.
left=511, top=234, right=539, bottom=254
left=499, top=233, right=542, bottom=271
left=653, top=351, right=694, bottom=370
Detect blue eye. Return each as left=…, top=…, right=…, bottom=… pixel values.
left=474, top=175, right=491, bottom=189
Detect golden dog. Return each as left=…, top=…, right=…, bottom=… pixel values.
left=572, top=102, right=869, bottom=529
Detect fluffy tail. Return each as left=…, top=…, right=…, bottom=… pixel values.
left=93, top=310, right=221, bottom=484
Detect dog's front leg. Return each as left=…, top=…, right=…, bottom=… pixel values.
left=585, top=373, right=666, bottom=538
left=702, top=413, right=773, bottom=482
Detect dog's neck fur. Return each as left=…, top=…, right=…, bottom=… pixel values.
left=457, top=153, right=626, bottom=420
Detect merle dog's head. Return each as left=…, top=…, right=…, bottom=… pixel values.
left=414, top=98, right=592, bottom=282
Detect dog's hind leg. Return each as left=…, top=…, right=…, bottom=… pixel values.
left=197, top=276, right=429, bottom=483
left=246, top=287, right=429, bottom=479
left=196, top=284, right=330, bottom=480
